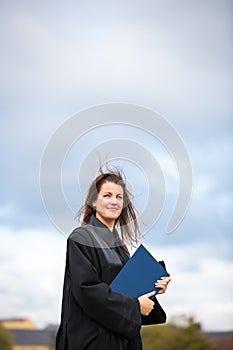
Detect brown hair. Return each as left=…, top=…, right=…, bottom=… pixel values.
left=76, top=167, right=141, bottom=246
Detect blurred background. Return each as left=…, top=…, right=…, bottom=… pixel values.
left=0, top=0, right=232, bottom=342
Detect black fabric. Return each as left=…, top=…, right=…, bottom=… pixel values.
left=56, top=215, right=166, bottom=350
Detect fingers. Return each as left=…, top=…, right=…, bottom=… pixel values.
left=144, top=291, right=156, bottom=298
left=156, top=277, right=171, bottom=285
left=162, top=277, right=171, bottom=282
left=155, top=276, right=171, bottom=294
left=138, top=291, right=155, bottom=316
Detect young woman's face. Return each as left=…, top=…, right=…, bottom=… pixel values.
left=92, top=181, right=124, bottom=229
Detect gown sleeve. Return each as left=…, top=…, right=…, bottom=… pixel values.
left=141, top=296, right=167, bottom=325
left=67, top=234, right=141, bottom=340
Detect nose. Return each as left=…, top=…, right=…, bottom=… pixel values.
left=110, top=196, right=118, bottom=205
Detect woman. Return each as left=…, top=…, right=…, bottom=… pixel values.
left=56, top=168, right=171, bottom=350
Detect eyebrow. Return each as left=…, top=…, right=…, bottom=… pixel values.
left=103, top=191, right=123, bottom=196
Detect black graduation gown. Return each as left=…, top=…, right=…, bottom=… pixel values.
left=56, top=215, right=166, bottom=350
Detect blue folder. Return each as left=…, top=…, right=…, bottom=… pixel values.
left=110, top=244, right=170, bottom=298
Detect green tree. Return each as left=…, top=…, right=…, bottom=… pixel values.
left=0, top=325, right=14, bottom=350
left=141, top=315, right=216, bottom=350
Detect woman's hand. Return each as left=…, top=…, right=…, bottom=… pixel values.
left=138, top=291, right=155, bottom=316
left=138, top=277, right=171, bottom=315
left=155, top=276, right=171, bottom=294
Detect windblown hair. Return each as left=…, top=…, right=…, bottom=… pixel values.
left=76, top=167, right=141, bottom=246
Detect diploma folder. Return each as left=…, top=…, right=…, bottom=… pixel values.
left=110, top=244, right=170, bottom=298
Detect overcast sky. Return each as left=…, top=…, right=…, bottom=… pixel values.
left=0, top=0, right=233, bottom=332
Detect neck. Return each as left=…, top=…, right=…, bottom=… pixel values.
left=95, top=214, right=115, bottom=231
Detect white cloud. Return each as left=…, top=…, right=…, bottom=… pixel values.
left=0, top=0, right=231, bottom=127
left=0, top=226, right=66, bottom=327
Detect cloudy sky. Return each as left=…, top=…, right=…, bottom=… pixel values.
left=1, top=0, right=232, bottom=332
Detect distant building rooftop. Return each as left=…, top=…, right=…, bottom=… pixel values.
left=0, top=318, right=37, bottom=330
